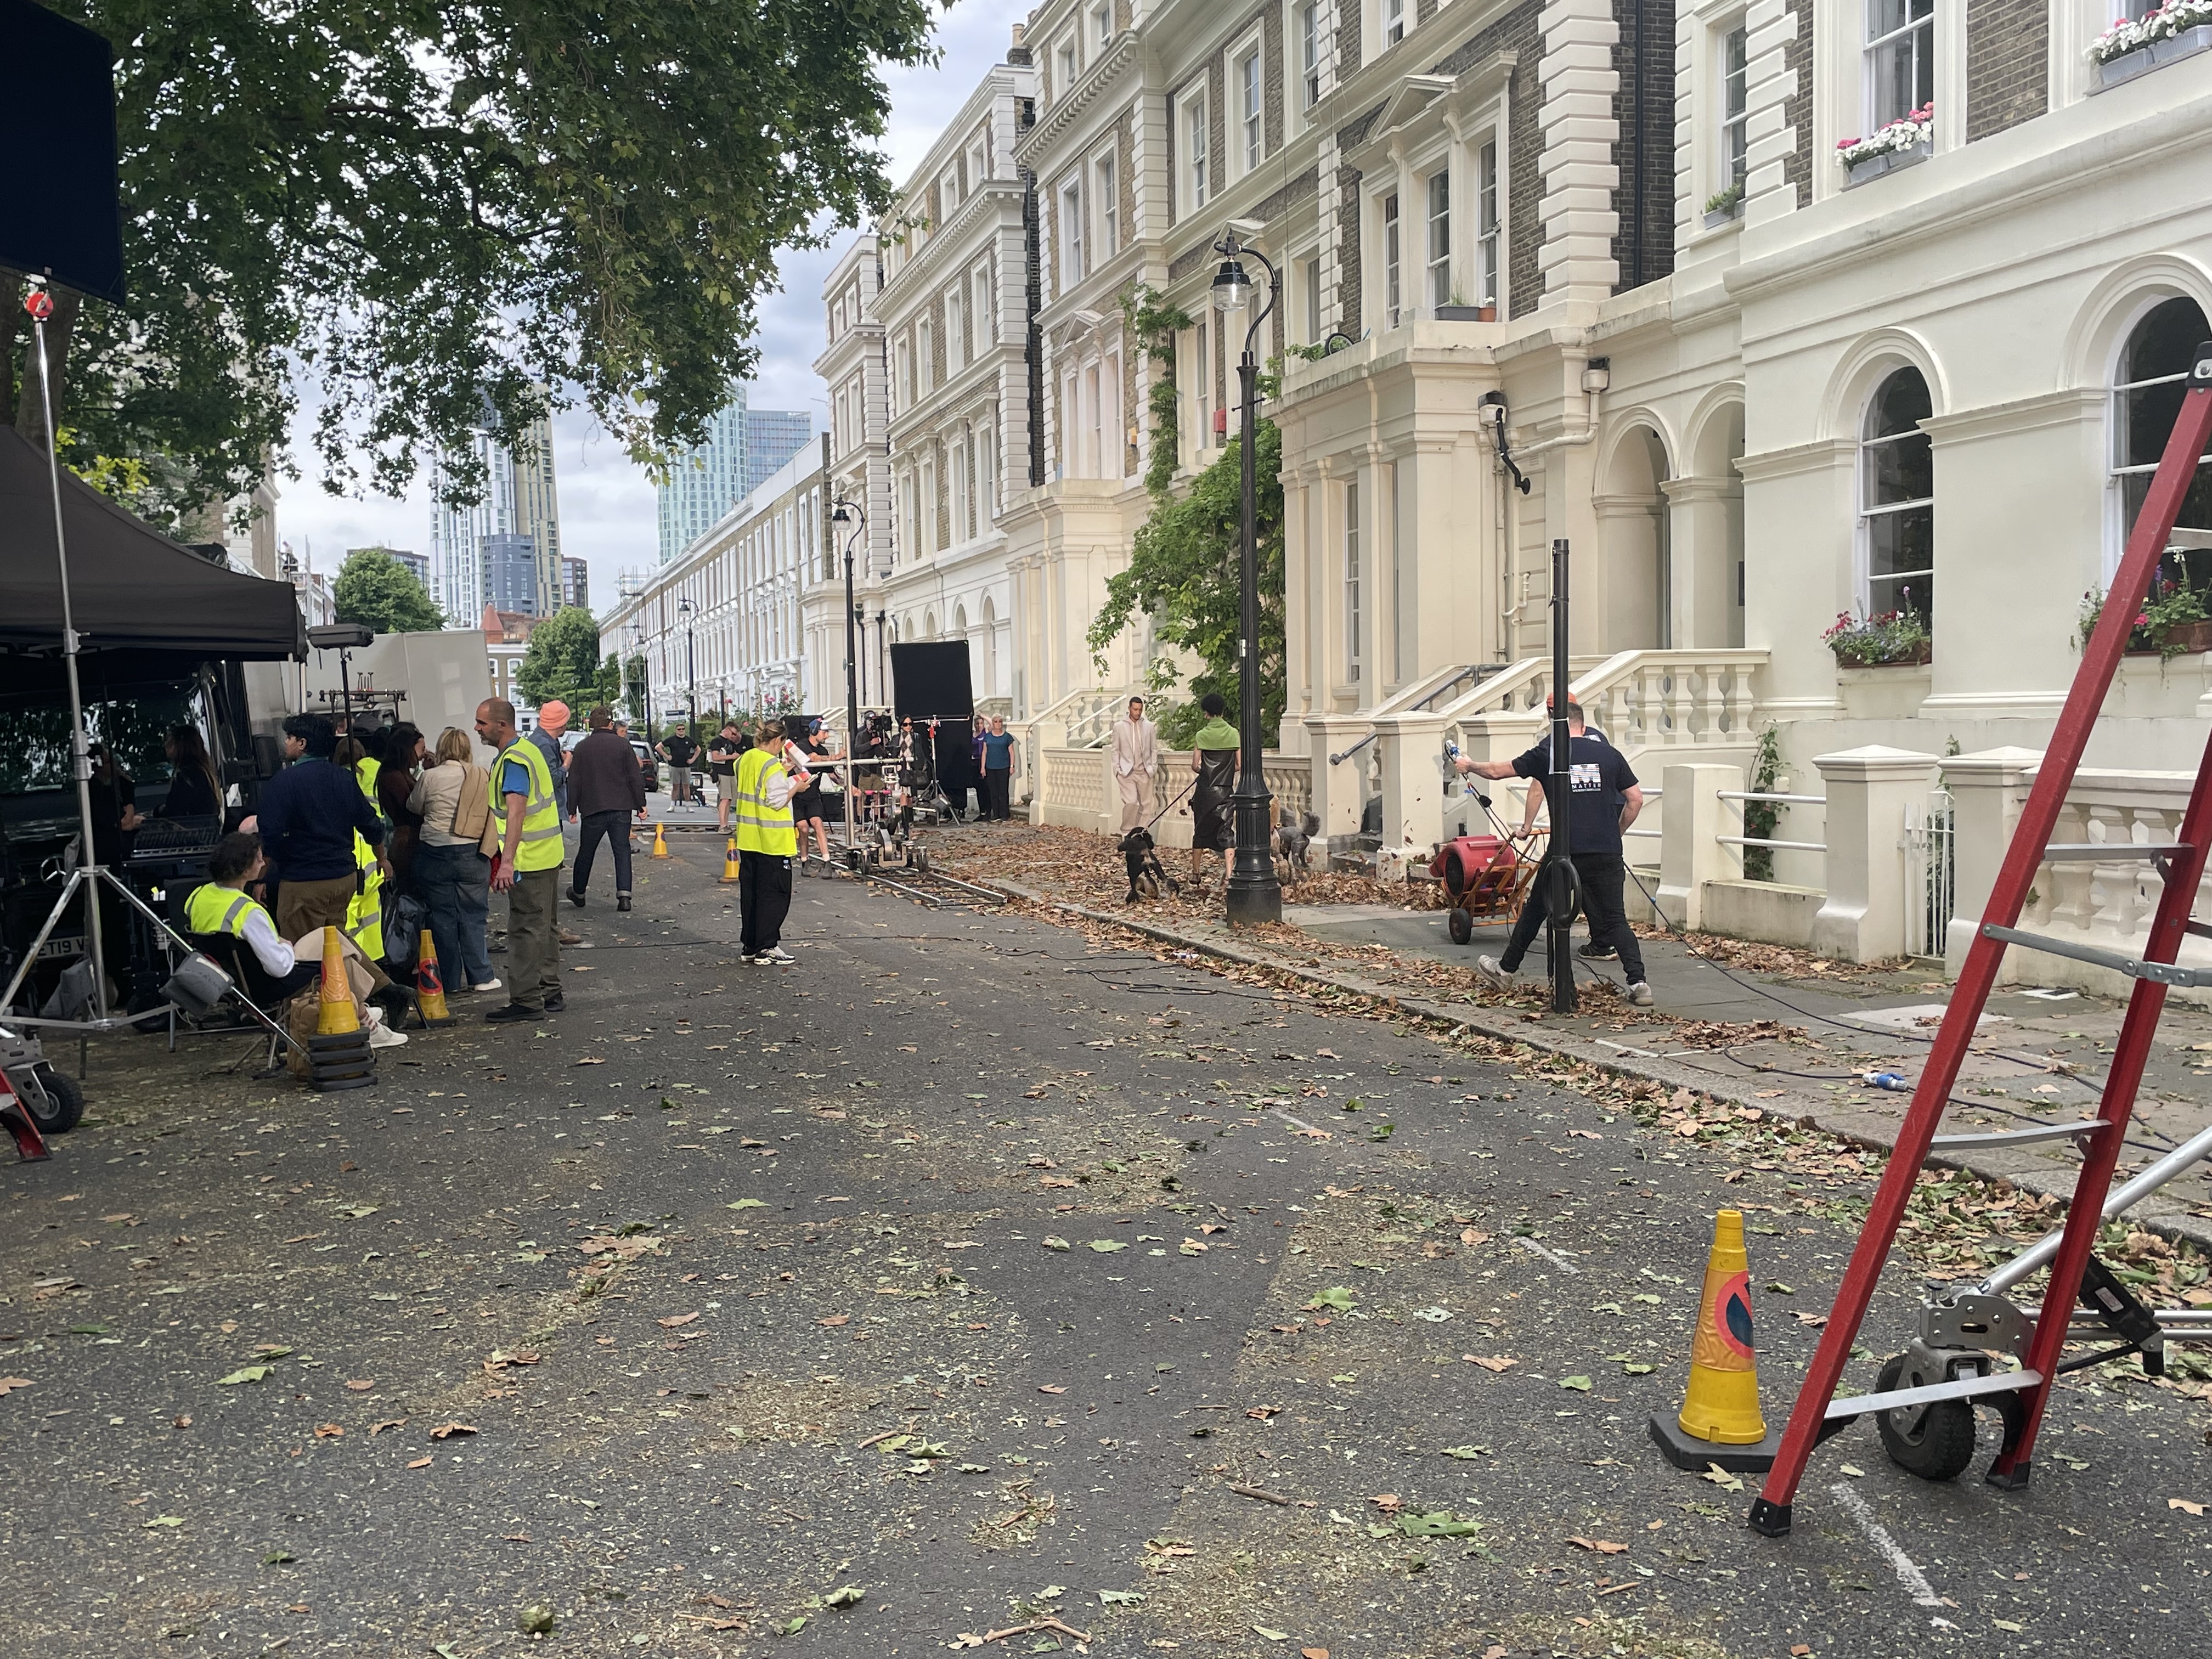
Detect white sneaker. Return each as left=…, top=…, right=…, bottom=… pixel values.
left=1627, top=980, right=1656, bottom=1007
left=760, top=946, right=797, bottom=966
left=368, top=1023, right=409, bottom=1049
left=1475, top=954, right=1513, bottom=981
left=470, top=979, right=501, bottom=993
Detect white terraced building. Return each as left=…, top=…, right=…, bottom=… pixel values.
left=636, top=0, right=2212, bottom=994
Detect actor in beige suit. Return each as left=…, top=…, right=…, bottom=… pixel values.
left=1111, top=696, right=1159, bottom=832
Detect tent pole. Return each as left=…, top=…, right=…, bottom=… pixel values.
left=27, top=284, right=110, bottom=1023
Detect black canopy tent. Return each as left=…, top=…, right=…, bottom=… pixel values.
left=0, top=426, right=305, bottom=675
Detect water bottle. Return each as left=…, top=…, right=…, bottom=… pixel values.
left=1859, top=1070, right=1911, bottom=1092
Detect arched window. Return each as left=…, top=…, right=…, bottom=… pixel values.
left=1860, top=366, right=1933, bottom=622
left=2112, top=295, right=2212, bottom=578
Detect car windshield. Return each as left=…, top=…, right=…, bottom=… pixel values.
left=0, top=689, right=204, bottom=797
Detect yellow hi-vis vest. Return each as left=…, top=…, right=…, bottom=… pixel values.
left=185, top=882, right=274, bottom=941
left=732, top=746, right=796, bottom=856
left=342, top=757, right=386, bottom=959
left=492, top=737, right=565, bottom=872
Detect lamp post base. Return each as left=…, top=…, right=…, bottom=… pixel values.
left=1225, top=786, right=1282, bottom=927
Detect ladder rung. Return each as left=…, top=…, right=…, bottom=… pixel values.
left=2039, top=842, right=2191, bottom=864
left=1822, top=1368, right=2043, bottom=1420
left=1980, top=924, right=2212, bottom=988
left=2187, top=919, right=2212, bottom=942
left=1929, top=1119, right=2108, bottom=1151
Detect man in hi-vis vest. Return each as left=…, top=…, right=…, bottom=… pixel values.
left=475, top=697, right=566, bottom=1022
left=733, top=720, right=809, bottom=966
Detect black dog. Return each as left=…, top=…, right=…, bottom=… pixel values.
left=1117, top=825, right=1179, bottom=904
left=1275, top=810, right=1320, bottom=881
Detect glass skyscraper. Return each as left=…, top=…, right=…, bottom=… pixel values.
left=430, top=408, right=563, bottom=624
left=656, top=383, right=812, bottom=563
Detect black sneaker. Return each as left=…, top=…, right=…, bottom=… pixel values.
left=616, top=894, right=633, bottom=913
left=567, top=888, right=585, bottom=908
left=543, top=991, right=566, bottom=1012
left=484, top=1003, right=541, bottom=1024
left=1577, top=941, right=1618, bottom=961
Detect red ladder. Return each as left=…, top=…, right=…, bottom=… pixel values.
left=1750, top=340, right=2212, bottom=1536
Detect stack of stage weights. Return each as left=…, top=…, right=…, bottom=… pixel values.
left=307, top=925, right=376, bottom=1092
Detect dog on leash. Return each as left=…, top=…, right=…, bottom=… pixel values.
left=1275, top=810, right=1320, bottom=881
left=1117, top=825, right=1180, bottom=903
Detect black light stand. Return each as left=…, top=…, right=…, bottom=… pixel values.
left=832, top=500, right=866, bottom=861
left=1210, top=234, right=1284, bottom=927
left=0, top=284, right=291, bottom=1060
left=1546, top=537, right=1577, bottom=1014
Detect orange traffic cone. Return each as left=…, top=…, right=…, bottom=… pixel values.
left=315, top=925, right=359, bottom=1036
left=415, top=929, right=453, bottom=1025
left=1649, top=1209, right=1781, bottom=1472
left=719, top=837, right=742, bottom=883
left=651, top=822, right=669, bottom=859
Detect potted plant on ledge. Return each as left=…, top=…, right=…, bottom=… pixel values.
left=1837, top=104, right=1933, bottom=184
left=1824, top=606, right=1932, bottom=667
left=2078, top=577, right=2212, bottom=659
left=1703, top=183, right=1744, bottom=228
left=2089, top=0, right=2212, bottom=91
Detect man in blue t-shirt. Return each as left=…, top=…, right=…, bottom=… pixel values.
left=1453, top=699, right=1651, bottom=1005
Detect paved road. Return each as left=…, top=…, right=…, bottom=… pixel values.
left=2, top=836, right=2207, bottom=1656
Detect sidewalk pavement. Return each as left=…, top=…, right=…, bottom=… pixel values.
left=941, top=821, right=2212, bottom=1253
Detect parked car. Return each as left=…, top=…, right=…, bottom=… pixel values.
left=629, top=737, right=659, bottom=789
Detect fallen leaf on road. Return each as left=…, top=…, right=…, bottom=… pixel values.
left=369, top=1419, right=406, bottom=1435
left=407, top=1458, right=432, bottom=1469
left=313, top=1424, right=343, bottom=1438
left=1558, top=1375, right=1593, bottom=1392
left=1464, top=1355, right=1517, bottom=1372
left=2172, top=1497, right=2207, bottom=1516
left=1042, top=1236, right=1071, bottom=1251
left=1568, top=1536, right=1628, bottom=1554
left=1459, top=1229, right=1491, bottom=1246
left=345, top=1380, right=375, bottom=1391
left=1038, top=1384, right=1067, bottom=1395
left=816, top=1314, right=849, bottom=1328
left=726, top=1199, right=766, bottom=1210
left=573, top=1057, right=606, bottom=1066
left=0, top=1378, right=32, bottom=1396
left=1088, top=1240, right=1127, bottom=1253
left=142, top=1515, right=185, bottom=1528
left=1303, top=1649, right=1330, bottom=1659
left=1252, top=1627, right=1289, bottom=1642
left=428, top=1422, right=478, bottom=1440
left=217, top=1366, right=272, bottom=1386
left=659, top=1313, right=701, bottom=1328
left=1700, top=1464, right=1745, bottom=1492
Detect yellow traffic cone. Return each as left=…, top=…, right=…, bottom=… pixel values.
left=1648, top=1209, right=1780, bottom=1472
left=651, top=822, right=669, bottom=859
left=719, top=837, right=742, bottom=883
left=415, top=929, right=453, bottom=1025
left=315, top=926, right=359, bottom=1036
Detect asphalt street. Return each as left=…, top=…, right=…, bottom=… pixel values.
left=2, top=833, right=2207, bottom=1657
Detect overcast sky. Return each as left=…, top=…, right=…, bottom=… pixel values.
left=276, top=1, right=1027, bottom=605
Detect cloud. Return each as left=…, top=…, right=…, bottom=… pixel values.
left=274, top=1, right=1027, bottom=599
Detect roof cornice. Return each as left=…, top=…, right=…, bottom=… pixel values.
left=1014, top=32, right=1137, bottom=166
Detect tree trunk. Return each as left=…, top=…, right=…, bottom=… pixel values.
left=15, top=284, right=81, bottom=450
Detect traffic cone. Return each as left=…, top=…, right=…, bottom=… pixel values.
left=651, top=822, right=669, bottom=859
left=415, top=929, right=453, bottom=1025
left=1648, top=1209, right=1781, bottom=1472
left=315, top=926, right=359, bottom=1036
left=719, top=837, right=742, bottom=883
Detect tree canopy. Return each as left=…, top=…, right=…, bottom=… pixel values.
left=515, top=605, right=605, bottom=710
left=1088, top=419, right=1286, bottom=748
left=1, top=0, right=939, bottom=532
left=332, top=549, right=443, bottom=634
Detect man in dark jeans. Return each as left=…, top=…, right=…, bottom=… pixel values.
left=979, top=715, right=1017, bottom=822
left=566, top=707, right=649, bottom=912
left=707, top=721, right=743, bottom=831
left=660, top=727, right=698, bottom=805
left=1453, top=700, right=1652, bottom=1006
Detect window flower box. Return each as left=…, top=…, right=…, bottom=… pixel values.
left=2090, top=6, right=2212, bottom=89
left=1702, top=184, right=1743, bottom=229
left=1824, top=608, right=1932, bottom=667
left=1837, top=107, right=1932, bottom=185
left=2080, top=580, right=2212, bottom=659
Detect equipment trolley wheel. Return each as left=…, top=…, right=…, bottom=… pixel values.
left=1873, top=1355, right=1978, bottom=1482
left=21, top=1065, right=84, bottom=1135
left=1446, top=907, right=1472, bottom=946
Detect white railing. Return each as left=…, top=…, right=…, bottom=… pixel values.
left=1903, top=786, right=1956, bottom=961
left=1947, top=758, right=2212, bottom=997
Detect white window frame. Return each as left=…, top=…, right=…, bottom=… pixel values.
left=1179, top=86, right=1210, bottom=218
left=1475, top=139, right=1501, bottom=313
left=1863, top=0, right=1934, bottom=132
left=1380, top=190, right=1402, bottom=329
left=1857, top=366, right=1936, bottom=621
left=1425, top=167, right=1451, bottom=311
left=1301, top=253, right=1322, bottom=345
left=1057, top=36, right=1079, bottom=99
left=1096, top=152, right=1120, bottom=259
left=946, top=284, right=966, bottom=376
left=2108, top=294, right=2212, bottom=578
left=1344, top=477, right=1363, bottom=682
left=973, top=264, right=995, bottom=347
left=1233, top=36, right=1265, bottom=177
left=918, top=317, right=934, bottom=394
left=1092, top=1, right=1113, bottom=53
left=1059, top=174, right=1085, bottom=289
left=1383, top=0, right=1406, bottom=50
left=1719, top=20, right=1750, bottom=198
left=969, top=139, right=988, bottom=190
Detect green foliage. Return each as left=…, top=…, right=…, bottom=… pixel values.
left=1821, top=606, right=1931, bottom=667
left=620, top=653, right=648, bottom=723
left=2079, top=575, right=2209, bottom=659
left=515, top=607, right=602, bottom=709
left=332, top=548, right=442, bottom=634
left=1089, top=420, right=1285, bottom=748
left=1120, top=284, right=1193, bottom=500
left=1742, top=724, right=1784, bottom=883
left=11, top=0, right=940, bottom=532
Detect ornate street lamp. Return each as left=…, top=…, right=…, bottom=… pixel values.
left=831, top=499, right=866, bottom=757
left=1211, top=232, right=1283, bottom=926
